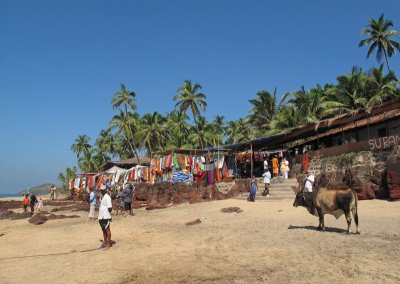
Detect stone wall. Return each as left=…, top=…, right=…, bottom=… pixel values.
left=133, top=179, right=250, bottom=210
left=292, top=146, right=400, bottom=200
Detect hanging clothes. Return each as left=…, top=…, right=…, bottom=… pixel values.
left=74, top=178, right=80, bottom=189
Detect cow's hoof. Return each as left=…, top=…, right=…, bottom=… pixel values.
left=317, top=227, right=322, bottom=231
left=355, top=231, right=361, bottom=235
left=346, top=231, right=351, bottom=235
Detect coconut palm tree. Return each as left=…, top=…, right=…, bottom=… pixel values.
left=188, top=116, right=210, bottom=148
left=166, top=110, right=190, bottom=139
left=111, top=84, right=140, bottom=164
left=249, top=89, right=278, bottom=130
left=57, top=173, right=66, bottom=191
left=112, top=83, right=137, bottom=113
left=174, top=80, right=207, bottom=148
left=271, top=106, right=301, bottom=130
left=95, top=129, right=118, bottom=159
left=359, top=14, right=400, bottom=72
left=208, top=115, right=226, bottom=147
left=225, top=118, right=251, bottom=144
left=78, top=149, right=98, bottom=172
left=58, top=167, right=78, bottom=192
left=320, top=67, right=369, bottom=117
left=138, top=112, right=167, bottom=157
left=365, top=64, right=399, bottom=106
left=280, top=86, right=325, bottom=123
left=109, top=110, right=140, bottom=162
left=71, top=135, right=92, bottom=159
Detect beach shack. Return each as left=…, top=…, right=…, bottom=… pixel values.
left=150, top=148, right=232, bottom=185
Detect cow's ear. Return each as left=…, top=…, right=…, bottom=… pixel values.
left=291, top=186, right=300, bottom=194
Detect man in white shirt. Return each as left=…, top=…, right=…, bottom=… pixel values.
left=263, top=158, right=268, bottom=171
left=262, top=170, right=271, bottom=198
left=304, top=170, right=315, bottom=192
left=98, top=185, right=113, bottom=250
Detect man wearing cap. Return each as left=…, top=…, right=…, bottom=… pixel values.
left=98, top=185, right=112, bottom=249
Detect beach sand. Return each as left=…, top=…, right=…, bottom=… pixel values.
left=1, top=196, right=399, bottom=283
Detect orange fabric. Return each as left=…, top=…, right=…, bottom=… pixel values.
left=303, top=153, right=310, bottom=172
left=272, top=158, right=279, bottom=174
left=215, top=166, right=221, bottom=182
left=23, top=197, right=29, bottom=205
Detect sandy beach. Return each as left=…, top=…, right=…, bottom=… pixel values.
left=1, top=194, right=399, bottom=284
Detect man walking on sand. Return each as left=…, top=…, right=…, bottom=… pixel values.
left=98, top=185, right=112, bottom=250
left=262, top=169, right=271, bottom=198
left=49, top=185, right=57, bottom=200
left=29, top=193, right=38, bottom=215
left=122, top=184, right=134, bottom=216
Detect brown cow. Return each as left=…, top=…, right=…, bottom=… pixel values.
left=292, top=182, right=360, bottom=234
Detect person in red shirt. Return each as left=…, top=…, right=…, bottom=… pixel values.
left=22, top=194, right=29, bottom=212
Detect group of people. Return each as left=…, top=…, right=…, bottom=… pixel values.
left=269, top=156, right=290, bottom=179
left=22, top=193, right=43, bottom=215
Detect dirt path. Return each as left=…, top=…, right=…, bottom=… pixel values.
left=1, top=198, right=399, bottom=283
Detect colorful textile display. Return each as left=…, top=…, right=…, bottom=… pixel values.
left=172, top=170, right=193, bottom=184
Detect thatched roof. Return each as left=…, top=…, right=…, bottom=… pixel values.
left=101, top=157, right=151, bottom=171
left=219, top=98, right=400, bottom=152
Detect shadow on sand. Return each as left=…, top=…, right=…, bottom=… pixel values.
left=288, top=225, right=348, bottom=234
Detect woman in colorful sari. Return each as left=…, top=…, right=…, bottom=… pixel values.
left=248, top=175, right=257, bottom=202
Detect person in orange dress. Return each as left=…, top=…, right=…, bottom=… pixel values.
left=22, top=194, right=30, bottom=212
left=303, top=150, right=310, bottom=173
left=272, top=155, right=279, bottom=177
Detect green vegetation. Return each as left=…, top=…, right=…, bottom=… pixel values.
left=359, top=14, right=400, bottom=72
left=59, top=15, right=400, bottom=176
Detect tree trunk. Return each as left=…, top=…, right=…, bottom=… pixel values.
left=193, top=115, right=204, bottom=149
left=124, top=105, right=141, bottom=164
left=383, top=48, right=391, bottom=72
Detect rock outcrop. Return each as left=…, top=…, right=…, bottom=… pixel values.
left=132, top=179, right=249, bottom=209
left=293, top=146, right=400, bottom=200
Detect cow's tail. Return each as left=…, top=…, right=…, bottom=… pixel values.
left=352, top=190, right=359, bottom=232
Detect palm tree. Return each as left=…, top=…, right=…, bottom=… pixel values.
left=188, top=116, right=210, bottom=148
left=271, top=106, right=301, bottom=130
left=96, top=129, right=118, bottom=159
left=71, top=135, right=92, bottom=158
left=138, top=112, right=167, bottom=157
left=57, top=173, right=66, bottom=191
left=111, top=84, right=140, bottom=164
left=166, top=110, right=190, bottom=139
left=78, top=149, right=98, bottom=172
left=58, top=166, right=78, bottom=192
left=320, top=67, right=369, bottom=117
left=112, top=83, right=137, bottom=113
left=92, top=148, right=111, bottom=169
left=109, top=110, right=140, bottom=162
left=249, top=89, right=278, bottom=130
left=365, top=64, right=399, bottom=106
left=209, top=115, right=226, bottom=147
left=174, top=80, right=207, bottom=148
left=280, top=86, right=325, bottom=123
left=225, top=118, right=251, bottom=144
left=359, top=14, right=400, bottom=72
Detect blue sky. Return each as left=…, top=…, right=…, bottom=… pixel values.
left=1, top=0, right=400, bottom=194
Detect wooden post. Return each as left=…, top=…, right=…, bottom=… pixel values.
left=250, top=142, right=253, bottom=178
